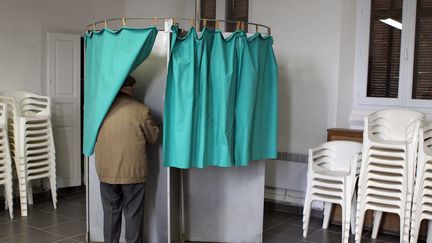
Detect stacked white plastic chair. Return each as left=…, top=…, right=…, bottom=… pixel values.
left=303, top=141, right=362, bottom=243
left=0, top=90, right=56, bottom=217
left=0, top=96, right=18, bottom=175
left=0, top=102, right=13, bottom=219
left=410, top=121, right=432, bottom=243
left=355, top=109, right=424, bottom=243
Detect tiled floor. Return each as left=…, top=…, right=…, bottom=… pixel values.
left=262, top=209, right=417, bottom=243
left=0, top=191, right=86, bottom=243
left=0, top=193, right=422, bottom=243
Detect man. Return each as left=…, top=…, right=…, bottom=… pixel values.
left=95, top=76, right=160, bottom=243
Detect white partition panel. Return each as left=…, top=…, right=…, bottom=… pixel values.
left=185, top=161, right=266, bottom=243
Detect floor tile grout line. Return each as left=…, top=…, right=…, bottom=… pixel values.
left=17, top=217, right=77, bottom=231
left=285, top=221, right=322, bottom=230
left=39, top=217, right=82, bottom=230
left=37, top=217, right=86, bottom=239
left=11, top=209, right=75, bottom=223
left=53, top=236, right=82, bottom=243
left=0, top=220, right=78, bottom=241
left=304, top=227, right=325, bottom=239
left=36, top=209, right=77, bottom=220
left=263, top=215, right=298, bottom=232
left=62, top=202, right=86, bottom=207
left=51, top=237, right=81, bottom=243
left=64, top=232, right=86, bottom=241
left=0, top=223, right=40, bottom=241
left=61, top=201, right=86, bottom=207
left=296, top=240, right=314, bottom=243
left=34, top=224, right=85, bottom=240
left=0, top=220, right=12, bottom=226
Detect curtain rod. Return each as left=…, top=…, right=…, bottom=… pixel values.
left=86, top=17, right=271, bottom=35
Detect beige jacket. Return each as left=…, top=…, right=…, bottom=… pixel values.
left=95, top=93, right=160, bottom=184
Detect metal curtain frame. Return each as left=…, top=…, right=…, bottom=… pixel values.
left=84, top=17, right=273, bottom=243
left=86, top=17, right=272, bottom=35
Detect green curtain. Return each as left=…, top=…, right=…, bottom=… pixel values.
left=83, top=27, right=157, bottom=156
left=163, top=26, right=278, bottom=168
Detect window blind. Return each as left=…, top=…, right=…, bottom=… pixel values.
left=367, top=0, right=402, bottom=98
left=412, top=0, right=432, bottom=99
left=225, top=0, right=249, bottom=32
left=200, top=0, right=216, bottom=29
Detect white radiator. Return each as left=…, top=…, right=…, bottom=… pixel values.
left=265, top=159, right=323, bottom=209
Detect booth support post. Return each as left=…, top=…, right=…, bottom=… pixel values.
left=85, top=155, right=89, bottom=242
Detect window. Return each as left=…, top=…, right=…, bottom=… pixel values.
left=412, top=0, right=432, bottom=99
left=225, top=0, right=249, bottom=32
left=354, top=0, right=432, bottom=110
left=367, top=0, right=402, bottom=98
left=200, top=0, right=216, bottom=29
left=199, top=0, right=249, bottom=31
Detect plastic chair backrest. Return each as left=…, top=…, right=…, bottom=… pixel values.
left=368, top=109, right=424, bottom=141
left=422, top=121, right=432, bottom=155
left=0, top=90, right=50, bottom=118
left=0, top=102, right=6, bottom=130
left=311, top=141, right=362, bottom=173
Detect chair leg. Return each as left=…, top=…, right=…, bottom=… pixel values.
left=303, top=189, right=312, bottom=238
left=355, top=195, right=365, bottom=243
left=49, top=173, right=57, bottom=209
left=351, top=192, right=357, bottom=235
left=371, top=211, right=382, bottom=239
left=342, top=203, right=351, bottom=243
left=410, top=217, right=421, bottom=243
left=322, top=202, right=333, bottom=229
left=4, top=192, right=7, bottom=210
left=18, top=177, right=28, bottom=217
left=27, top=182, right=33, bottom=205
left=399, top=213, right=405, bottom=243
left=5, top=180, right=13, bottom=219
left=303, top=201, right=312, bottom=238
left=402, top=198, right=411, bottom=243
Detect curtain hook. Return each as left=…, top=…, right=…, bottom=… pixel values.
left=189, top=19, right=194, bottom=28
left=104, top=20, right=107, bottom=29
left=93, top=23, right=96, bottom=31
left=215, top=20, right=220, bottom=30
left=152, top=17, right=158, bottom=26
left=255, top=24, right=259, bottom=33
left=122, top=17, right=126, bottom=27
left=203, top=19, right=207, bottom=28
left=241, top=22, right=245, bottom=30
left=236, top=21, right=241, bottom=30
left=173, top=18, right=177, bottom=25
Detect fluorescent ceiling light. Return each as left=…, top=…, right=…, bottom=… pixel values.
left=379, top=18, right=402, bottom=30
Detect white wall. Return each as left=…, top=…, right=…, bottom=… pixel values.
left=249, top=0, right=359, bottom=206
left=336, top=0, right=357, bottom=128
left=125, top=0, right=195, bottom=19
left=250, top=0, right=345, bottom=154
left=0, top=0, right=125, bottom=94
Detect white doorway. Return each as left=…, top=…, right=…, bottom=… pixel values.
left=46, top=32, right=82, bottom=188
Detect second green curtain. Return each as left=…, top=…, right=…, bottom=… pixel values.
left=163, top=26, right=278, bottom=168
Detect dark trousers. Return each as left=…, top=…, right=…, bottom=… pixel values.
left=100, top=182, right=146, bottom=243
